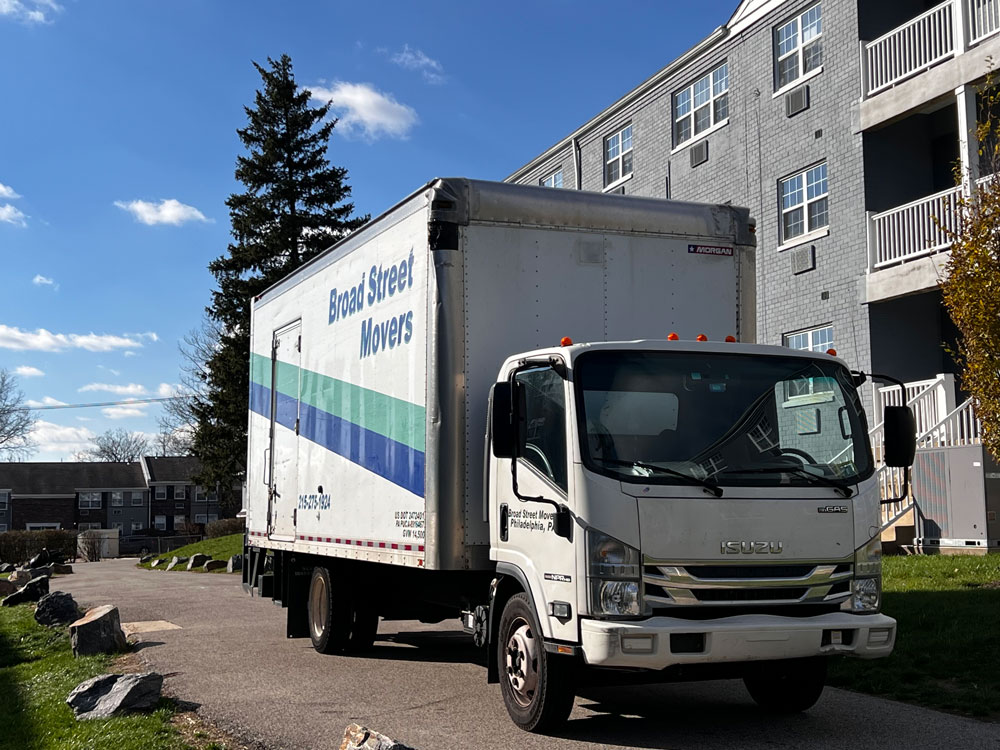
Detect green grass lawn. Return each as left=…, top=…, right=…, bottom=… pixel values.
left=0, top=604, right=185, bottom=750
left=138, top=534, right=243, bottom=573
left=829, top=554, right=1000, bottom=719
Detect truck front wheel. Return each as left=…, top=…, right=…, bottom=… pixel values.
left=307, top=565, right=378, bottom=655
left=743, top=657, right=827, bottom=713
left=497, top=593, right=575, bottom=732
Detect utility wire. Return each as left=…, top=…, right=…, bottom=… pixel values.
left=17, top=395, right=191, bottom=412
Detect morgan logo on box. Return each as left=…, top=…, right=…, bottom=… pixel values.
left=721, top=540, right=783, bottom=554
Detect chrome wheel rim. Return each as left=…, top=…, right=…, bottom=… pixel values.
left=504, top=618, right=538, bottom=707
left=309, top=574, right=328, bottom=641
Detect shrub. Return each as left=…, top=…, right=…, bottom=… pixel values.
left=205, top=517, right=245, bottom=538
left=0, top=529, right=78, bottom=565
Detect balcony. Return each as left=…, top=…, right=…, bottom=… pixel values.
left=863, top=0, right=1000, bottom=98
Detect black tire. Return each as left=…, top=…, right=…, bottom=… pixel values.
left=743, top=657, right=827, bottom=713
left=497, top=593, right=575, bottom=732
left=307, top=565, right=378, bottom=655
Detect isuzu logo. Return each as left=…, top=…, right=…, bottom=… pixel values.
left=721, top=541, right=784, bottom=554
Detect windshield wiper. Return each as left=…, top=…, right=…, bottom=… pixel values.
left=723, top=464, right=853, bottom=498
left=592, top=457, right=723, bottom=497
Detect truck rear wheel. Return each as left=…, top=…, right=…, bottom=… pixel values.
left=743, top=657, right=827, bottom=713
left=307, top=565, right=378, bottom=654
left=497, top=593, right=575, bottom=732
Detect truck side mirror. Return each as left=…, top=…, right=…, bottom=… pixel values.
left=883, top=405, right=916, bottom=467
left=491, top=382, right=517, bottom=458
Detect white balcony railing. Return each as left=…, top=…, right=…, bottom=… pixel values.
left=863, top=0, right=1000, bottom=98
left=968, top=0, right=1000, bottom=44
left=868, top=186, right=961, bottom=269
left=864, top=1, right=955, bottom=96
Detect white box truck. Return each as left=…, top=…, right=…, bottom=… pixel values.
left=243, top=178, right=913, bottom=732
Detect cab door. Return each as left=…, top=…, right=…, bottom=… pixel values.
left=268, top=320, right=301, bottom=541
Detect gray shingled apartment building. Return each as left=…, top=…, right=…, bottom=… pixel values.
left=506, top=0, right=1000, bottom=547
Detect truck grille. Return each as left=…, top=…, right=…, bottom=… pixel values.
left=643, top=561, right=853, bottom=609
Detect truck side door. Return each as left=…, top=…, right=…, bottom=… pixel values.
left=268, top=320, right=301, bottom=541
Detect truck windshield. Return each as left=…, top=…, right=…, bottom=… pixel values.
left=574, top=350, right=873, bottom=489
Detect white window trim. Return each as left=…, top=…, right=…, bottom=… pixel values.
left=539, top=169, right=564, bottom=188
left=603, top=124, right=634, bottom=187
left=772, top=65, right=823, bottom=99
left=131, top=520, right=144, bottom=531
left=674, top=63, right=730, bottom=148
left=774, top=3, right=823, bottom=92
left=669, top=117, right=730, bottom=155
left=776, top=226, right=829, bottom=252
left=131, top=493, right=143, bottom=506
left=0, top=491, right=8, bottom=510
left=110, top=492, right=124, bottom=507
left=153, top=515, right=167, bottom=530
left=78, top=492, right=102, bottom=509
left=155, top=487, right=167, bottom=500
left=78, top=522, right=101, bottom=531
left=27, top=522, right=60, bottom=530
left=174, top=485, right=187, bottom=500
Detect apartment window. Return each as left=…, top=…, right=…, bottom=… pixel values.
left=154, top=515, right=166, bottom=531
left=131, top=491, right=143, bottom=506
left=174, top=515, right=186, bottom=529
left=780, top=163, right=828, bottom=243
left=111, top=522, right=124, bottom=534
left=540, top=170, right=563, bottom=188
left=155, top=486, right=166, bottom=500
left=175, top=502, right=185, bottom=510
left=174, top=485, right=187, bottom=500
left=196, top=486, right=206, bottom=501
left=775, top=3, right=822, bottom=90
left=27, top=523, right=60, bottom=530
left=0, top=525, right=7, bottom=533
left=79, top=522, right=101, bottom=531
left=783, top=325, right=834, bottom=398
left=112, top=509, right=123, bottom=517
left=131, top=520, right=143, bottom=532
left=79, top=492, right=101, bottom=509
left=110, top=491, right=123, bottom=507
left=208, top=514, right=218, bottom=523
left=674, top=62, right=729, bottom=146
left=195, top=514, right=207, bottom=524
left=0, top=510, right=5, bottom=519
left=604, top=124, right=633, bottom=187
left=0, top=491, right=8, bottom=510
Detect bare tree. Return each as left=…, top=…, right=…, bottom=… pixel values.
left=0, top=369, right=34, bottom=459
left=79, top=429, right=150, bottom=462
left=156, top=315, right=219, bottom=457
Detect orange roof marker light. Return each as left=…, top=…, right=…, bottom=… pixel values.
left=725, top=335, right=737, bottom=343
left=667, top=332, right=679, bottom=341
left=826, top=348, right=837, bottom=356
left=696, top=334, right=708, bottom=342
left=560, top=336, right=573, bottom=347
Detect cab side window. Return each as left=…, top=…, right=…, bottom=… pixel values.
left=516, top=367, right=568, bottom=491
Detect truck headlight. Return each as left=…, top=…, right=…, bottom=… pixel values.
left=587, top=531, right=641, bottom=617
left=845, top=535, right=882, bottom=613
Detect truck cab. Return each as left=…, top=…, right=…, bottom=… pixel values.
left=485, top=338, right=908, bottom=730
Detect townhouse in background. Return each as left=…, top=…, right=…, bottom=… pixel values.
left=0, top=456, right=223, bottom=536
left=506, top=0, right=1000, bottom=548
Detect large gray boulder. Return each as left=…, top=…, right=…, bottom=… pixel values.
left=29, top=565, right=53, bottom=579
left=187, top=554, right=211, bottom=570
left=0, top=562, right=14, bottom=573
left=52, top=563, right=74, bottom=575
left=66, top=672, right=163, bottom=720
left=70, top=605, right=127, bottom=656
left=341, top=724, right=415, bottom=750
left=149, top=558, right=164, bottom=568
left=9, top=569, right=33, bottom=586
left=1, top=575, right=50, bottom=607
left=35, top=591, right=81, bottom=626
left=203, top=559, right=227, bottom=572
left=165, top=556, right=188, bottom=572
left=0, top=579, right=15, bottom=596
left=227, top=554, right=243, bottom=573
left=139, top=555, right=153, bottom=564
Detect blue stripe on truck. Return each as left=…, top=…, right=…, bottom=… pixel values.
left=250, top=381, right=426, bottom=498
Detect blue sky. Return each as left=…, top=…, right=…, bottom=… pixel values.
left=0, top=0, right=736, bottom=460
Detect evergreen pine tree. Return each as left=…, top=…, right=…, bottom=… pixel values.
left=194, top=54, right=367, bottom=510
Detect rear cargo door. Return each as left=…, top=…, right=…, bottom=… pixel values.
left=268, top=321, right=301, bottom=542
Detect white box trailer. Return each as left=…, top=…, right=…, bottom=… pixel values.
left=244, top=178, right=910, bottom=732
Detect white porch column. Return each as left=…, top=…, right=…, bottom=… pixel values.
left=956, top=83, right=980, bottom=194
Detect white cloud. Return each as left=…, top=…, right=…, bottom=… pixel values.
left=114, top=198, right=210, bottom=226
left=79, top=382, right=148, bottom=396
left=0, top=204, right=27, bottom=227
left=0, top=0, right=61, bottom=24
left=14, top=365, right=44, bottom=378
left=30, top=420, right=95, bottom=459
left=32, top=274, right=57, bottom=289
left=157, top=382, right=182, bottom=398
left=102, top=405, right=147, bottom=420
left=0, top=325, right=149, bottom=352
left=389, top=45, right=445, bottom=85
left=0, top=182, right=20, bottom=199
left=309, top=82, right=418, bottom=141
left=25, top=396, right=66, bottom=407
left=123, top=351, right=137, bottom=358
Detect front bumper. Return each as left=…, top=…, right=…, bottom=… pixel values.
left=580, top=612, right=896, bottom=669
